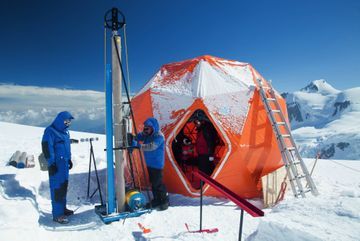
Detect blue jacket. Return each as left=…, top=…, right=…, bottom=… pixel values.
left=42, top=111, right=74, bottom=180
left=136, top=118, right=165, bottom=169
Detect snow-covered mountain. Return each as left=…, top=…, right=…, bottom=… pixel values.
left=282, top=80, right=360, bottom=160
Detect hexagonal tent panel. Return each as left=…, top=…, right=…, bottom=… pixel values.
left=130, top=55, right=287, bottom=198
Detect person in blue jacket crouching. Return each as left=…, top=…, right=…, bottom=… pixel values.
left=135, top=117, right=169, bottom=211
left=41, top=111, right=74, bottom=224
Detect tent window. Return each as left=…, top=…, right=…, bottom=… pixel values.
left=171, top=110, right=225, bottom=189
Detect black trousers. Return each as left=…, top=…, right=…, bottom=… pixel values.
left=147, top=167, right=168, bottom=201
left=198, top=154, right=212, bottom=176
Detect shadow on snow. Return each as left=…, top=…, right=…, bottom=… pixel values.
left=0, top=170, right=107, bottom=231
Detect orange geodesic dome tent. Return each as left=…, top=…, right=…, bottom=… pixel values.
left=130, top=55, right=288, bottom=199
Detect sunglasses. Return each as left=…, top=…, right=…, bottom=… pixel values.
left=143, top=126, right=153, bottom=133
left=64, top=119, right=72, bottom=127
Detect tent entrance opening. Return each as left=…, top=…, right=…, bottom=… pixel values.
left=171, top=110, right=225, bottom=190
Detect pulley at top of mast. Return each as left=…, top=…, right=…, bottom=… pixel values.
left=104, top=7, right=126, bottom=32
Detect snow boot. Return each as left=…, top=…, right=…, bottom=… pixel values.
left=64, top=208, right=74, bottom=216
left=146, top=198, right=161, bottom=209
left=158, top=195, right=169, bottom=211
left=158, top=201, right=169, bottom=211
left=53, top=215, right=69, bottom=224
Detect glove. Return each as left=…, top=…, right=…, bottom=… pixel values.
left=69, top=160, right=73, bottom=170
left=132, top=140, right=141, bottom=148
left=48, top=164, right=58, bottom=176
left=128, top=140, right=140, bottom=153
left=127, top=133, right=134, bottom=146
left=209, top=156, right=214, bottom=161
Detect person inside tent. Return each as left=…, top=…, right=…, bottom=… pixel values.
left=133, top=117, right=169, bottom=211
left=172, top=129, right=186, bottom=166
left=194, top=118, right=217, bottom=176
left=180, top=136, right=195, bottom=171
left=41, top=111, right=74, bottom=224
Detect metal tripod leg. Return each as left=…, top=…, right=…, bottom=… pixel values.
left=87, top=140, right=104, bottom=205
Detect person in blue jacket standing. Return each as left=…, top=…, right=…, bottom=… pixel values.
left=135, top=117, right=169, bottom=211
left=41, top=111, right=74, bottom=224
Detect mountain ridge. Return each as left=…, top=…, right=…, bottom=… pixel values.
left=282, top=80, right=360, bottom=160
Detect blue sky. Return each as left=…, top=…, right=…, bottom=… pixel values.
left=0, top=0, right=359, bottom=93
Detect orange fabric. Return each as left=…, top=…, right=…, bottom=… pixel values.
left=128, top=56, right=287, bottom=199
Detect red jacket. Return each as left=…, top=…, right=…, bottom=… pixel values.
left=196, top=130, right=209, bottom=155
left=195, top=123, right=217, bottom=156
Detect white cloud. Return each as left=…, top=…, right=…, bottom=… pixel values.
left=0, top=84, right=106, bottom=133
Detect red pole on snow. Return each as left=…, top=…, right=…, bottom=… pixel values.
left=194, top=171, right=264, bottom=217
left=194, top=171, right=264, bottom=241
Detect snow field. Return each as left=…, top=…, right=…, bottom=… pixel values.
left=0, top=121, right=359, bottom=240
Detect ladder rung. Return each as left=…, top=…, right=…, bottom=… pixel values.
left=281, top=134, right=291, bottom=138
left=285, top=161, right=301, bottom=168
left=262, top=86, right=271, bottom=90
left=266, top=98, right=276, bottom=101
left=283, top=147, right=296, bottom=151
left=304, top=188, right=312, bottom=193
left=271, top=109, right=281, bottom=113
left=296, top=188, right=312, bottom=197
left=290, top=174, right=307, bottom=181
left=276, top=122, right=286, bottom=125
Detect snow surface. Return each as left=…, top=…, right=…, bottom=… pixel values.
left=1, top=121, right=359, bottom=240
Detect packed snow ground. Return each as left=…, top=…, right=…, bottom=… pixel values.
left=0, top=121, right=359, bottom=241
